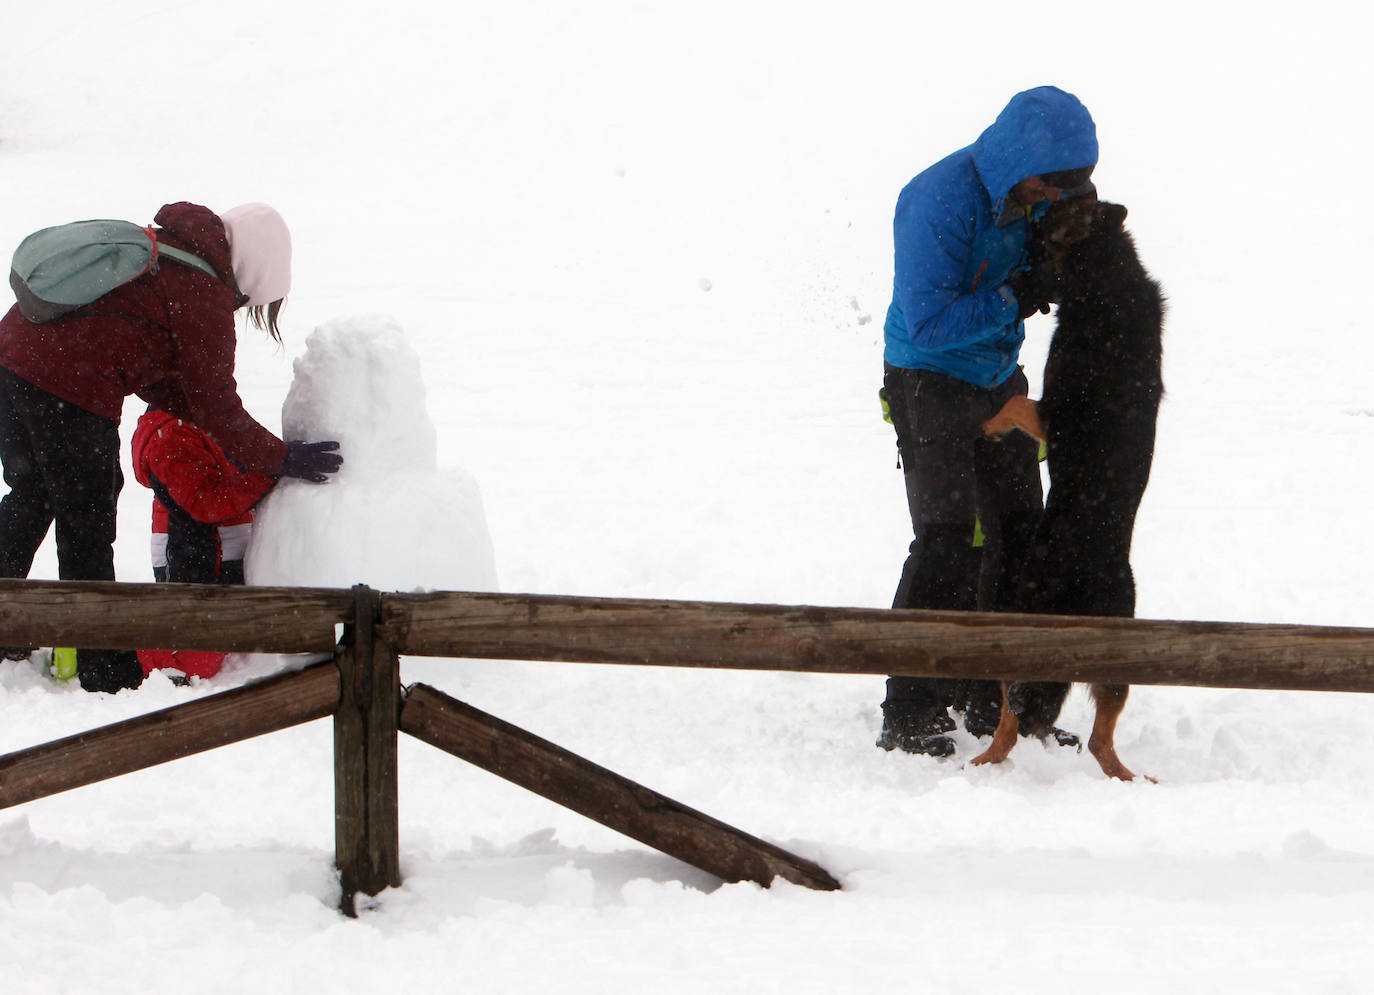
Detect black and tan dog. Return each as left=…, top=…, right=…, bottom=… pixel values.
left=973, top=197, right=1165, bottom=781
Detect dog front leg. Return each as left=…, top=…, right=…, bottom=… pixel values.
left=970, top=681, right=1020, bottom=766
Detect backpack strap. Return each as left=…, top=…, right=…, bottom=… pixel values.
left=146, top=225, right=221, bottom=281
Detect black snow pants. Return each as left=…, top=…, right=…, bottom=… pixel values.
left=0, top=366, right=142, bottom=691
left=882, top=364, right=1043, bottom=726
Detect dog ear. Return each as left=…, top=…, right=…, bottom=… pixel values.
left=1101, top=202, right=1128, bottom=230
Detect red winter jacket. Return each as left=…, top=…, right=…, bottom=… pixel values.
left=131, top=408, right=276, bottom=531
left=0, top=202, right=288, bottom=475
left=132, top=408, right=276, bottom=681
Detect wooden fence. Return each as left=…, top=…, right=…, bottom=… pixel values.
left=2, top=578, right=1373, bottom=914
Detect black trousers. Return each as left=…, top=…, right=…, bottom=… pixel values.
left=0, top=367, right=122, bottom=580
left=882, top=364, right=1043, bottom=716
left=148, top=473, right=229, bottom=585
left=0, top=367, right=141, bottom=691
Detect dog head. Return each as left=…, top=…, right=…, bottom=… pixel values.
left=1043, top=196, right=1124, bottom=253
left=1032, top=198, right=1130, bottom=296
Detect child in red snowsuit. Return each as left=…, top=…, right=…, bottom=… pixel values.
left=131, top=407, right=276, bottom=680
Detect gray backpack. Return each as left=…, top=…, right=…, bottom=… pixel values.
left=9, top=219, right=220, bottom=323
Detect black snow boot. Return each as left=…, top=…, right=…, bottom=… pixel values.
left=1049, top=727, right=1082, bottom=751
left=876, top=709, right=956, bottom=757
left=953, top=679, right=1005, bottom=738
left=77, top=649, right=144, bottom=694
left=876, top=678, right=957, bottom=757
left=1002, top=681, right=1081, bottom=748
left=1006, top=681, right=1071, bottom=737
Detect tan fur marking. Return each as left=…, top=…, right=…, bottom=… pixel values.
left=969, top=682, right=1021, bottom=766
left=982, top=395, right=1046, bottom=442
left=1086, top=683, right=1154, bottom=782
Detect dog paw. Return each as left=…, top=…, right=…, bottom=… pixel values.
left=968, top=748, right=1009, bottom=767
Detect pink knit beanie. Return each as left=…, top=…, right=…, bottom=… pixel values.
left=220, top=203, right=292, bottom=306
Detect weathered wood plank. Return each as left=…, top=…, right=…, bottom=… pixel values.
left=400, top=683, right=842, bottom=891
left=0, top=579, right=351, bottom=654
left=4, top=580, right=1371, bottom=694
left=334, top=587, right=402, bottom=916
left=0, top=663, right=340, bottom=809
left=379, top=590, right=1374, bottom=693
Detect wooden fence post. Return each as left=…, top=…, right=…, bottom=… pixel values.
left=334, top=584, right=402, bottom=916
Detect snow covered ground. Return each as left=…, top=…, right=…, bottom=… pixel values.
left=3, top=1, right=1374, bottom=991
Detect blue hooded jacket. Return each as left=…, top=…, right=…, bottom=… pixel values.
left=883, top=87, right=1098, bottom=387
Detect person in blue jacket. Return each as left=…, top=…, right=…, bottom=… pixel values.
left=877, top=86, right=1099, bottom=757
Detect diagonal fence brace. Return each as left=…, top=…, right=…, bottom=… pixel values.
left=399, top=682, right=841, bottom=892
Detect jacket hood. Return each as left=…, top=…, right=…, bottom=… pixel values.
left=130, top=408, right=177, bottom=488
left=219, top=203, right=292, bottom=307
left=153, top=202, right=236, bottom=284
left=970, top=86, right=1098, bottom=207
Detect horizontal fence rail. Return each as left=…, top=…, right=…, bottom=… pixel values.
left=2, top=581, right=1373, bottom=693
left=380, top=590, right=1374, bottom=694
left=0, top=579, right=352, bottom=654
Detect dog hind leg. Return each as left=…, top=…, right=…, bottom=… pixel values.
left=1087, top=683, right=1148, bottom=781
left=970, top=681, right=1020, bottom=766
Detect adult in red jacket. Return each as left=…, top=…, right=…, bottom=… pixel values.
left=0, top=202, right=342, bottom=692
left=132, top=407, right=276, bottom=680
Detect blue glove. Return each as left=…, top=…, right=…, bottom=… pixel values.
left=278, top=440, right=343, bottom=482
